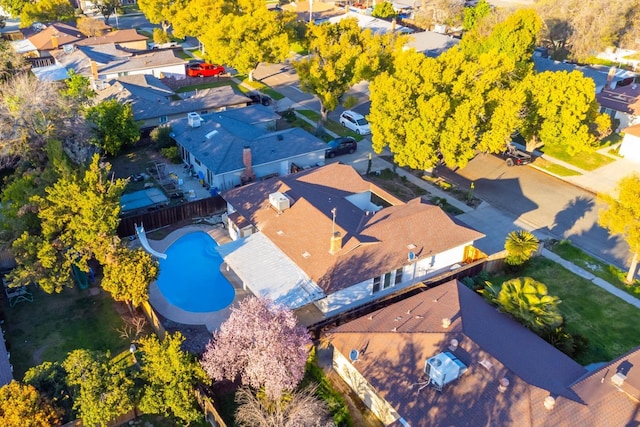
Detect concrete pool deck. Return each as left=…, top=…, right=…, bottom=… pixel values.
left=144, top=224, right=252, bottom=332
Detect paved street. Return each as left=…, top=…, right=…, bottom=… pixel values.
left=435, top=154, right=632, bottom=271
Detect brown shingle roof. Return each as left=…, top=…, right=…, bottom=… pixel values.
left=75, top=29, right=148, bottom=46
left=223, top=164, right=484, bottom=293
left=331, top=280, right=640, bottom=427
left=28, top=23, right=85, bottom=51
left=623, top=123, right=640, bottom=137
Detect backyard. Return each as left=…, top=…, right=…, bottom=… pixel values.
left=487, top=256, right=640, bottom=365
left=1, top=284, right=130, bottom=380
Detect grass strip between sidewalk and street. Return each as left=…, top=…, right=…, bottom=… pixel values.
left=540, top=145, right=614, bottom=171
left=548, top=240, right=640, bottom=292
left=531, top=157, right=582, bottom=177
left=489, top=257, right=640, bottom=365
left=238, top=76, right=285, bottom=100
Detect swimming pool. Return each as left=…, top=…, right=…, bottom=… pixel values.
left=156, top=231, right=235, bottom=312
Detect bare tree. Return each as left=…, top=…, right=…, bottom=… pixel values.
left=235, top=386, right=332, bottom=427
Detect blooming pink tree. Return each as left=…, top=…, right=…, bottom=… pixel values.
left=200, top=297, right=311, bottom=401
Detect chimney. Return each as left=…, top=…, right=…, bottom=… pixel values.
left=329, top=231, right=342, bottom=254
left=240, top=146, right=255, bottom=184
left=51, top=35, right=59, bottom=49
left=90, top=60, right=99, bottom=81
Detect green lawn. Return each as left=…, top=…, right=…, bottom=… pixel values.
left=540, top=145, right=615, bottom=171
left=1, top=286, right=129, bottom=380
left=531, top=157, right=582, bottom=176
left=237, top=76, right=285, bottom=100
left=297, top=109, right=363, bottom=141
left=174, top=50, right=192, bottom=60
left=489, top=257, right=640, bottom=365
left=549, top=240, right=640, bottom=291
left=137, top=30, right=152, bottom=39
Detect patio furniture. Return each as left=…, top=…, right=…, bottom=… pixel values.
left=3, top=277, right=33, bottom=307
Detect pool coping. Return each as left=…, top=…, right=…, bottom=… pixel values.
left=146, top=225, right=251, bottom=332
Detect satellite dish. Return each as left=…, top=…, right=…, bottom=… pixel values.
left=408, top=251, right=416, bottom=262
left=349, top=349, right=359, bottom=362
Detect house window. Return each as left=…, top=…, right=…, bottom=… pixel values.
left=200, top=110, right=208, bottom=114
left=383, top=272, right=392, bottom=290
left=195, top=158, right=201, bottom=166
left=394, top=268, right=403, bottom=285
left=158, top=116, right=168, bottom=124
left=372, top=276, right=381, bottom=293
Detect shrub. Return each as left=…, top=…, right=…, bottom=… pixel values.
left=150, top=126, right=174, bottom=149
left=153, top=28, right=170, bottom=44
left=505, top=229, right=539, bottom=266
left=160, top=146, right=180, bottom=163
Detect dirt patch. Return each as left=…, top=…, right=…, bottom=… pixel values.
left=108, top=144, right=166, bottom=181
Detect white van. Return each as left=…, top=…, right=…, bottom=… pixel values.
left=339, top=110, right=371, bottom=135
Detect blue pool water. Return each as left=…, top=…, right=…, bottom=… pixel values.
left=157, top=231, right=235, bottom=312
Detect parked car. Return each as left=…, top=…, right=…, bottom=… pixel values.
left=148, top=41, right=180, bottom=50
left=186, top=63, right=225, bottom=77
left=247, top=92, right=272, bottom=106
left=339, top=110, right=371, bottom=135
left=325, top=137, right=357, bottom=158
left=502, top=143, right=532, bottom=166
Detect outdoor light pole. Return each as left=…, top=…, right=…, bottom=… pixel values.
left=309, top=0, right=313, bottom=23
left=129, top=343, right=137, bottom=365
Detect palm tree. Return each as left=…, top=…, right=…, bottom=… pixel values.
left=504, top=229, right=540, bottom=266
left=496, top=277, right=563, bottom=333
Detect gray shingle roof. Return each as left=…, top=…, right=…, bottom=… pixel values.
left=171, top=108, right=326, bottom=175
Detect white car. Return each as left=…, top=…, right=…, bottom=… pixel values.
left=339, top=110, right=371, bottom=135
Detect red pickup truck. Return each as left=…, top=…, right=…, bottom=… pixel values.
left=186, top=63, right=225, bottom=77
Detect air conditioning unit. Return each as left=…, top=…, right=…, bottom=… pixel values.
left=269, top=192, right=290, bottom=212
left=187, top=112, right=202, bottom=128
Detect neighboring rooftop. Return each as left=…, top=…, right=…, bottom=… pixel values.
left=597, top=83, right=640, bottom=115
left=533, top=57, right=637, bottom=93
left=75, top=29, right=148, bottom=47
left=223, top=164, right=484, bottom=293
left=331, top=280, right=640, bottom=426
left=405, top=30, right=460, bottom=57
left=27, top=22, right=85, bottom=51
left=171, top=106, right=326, bottom=176
left=328, top=11, right=414, bottom=34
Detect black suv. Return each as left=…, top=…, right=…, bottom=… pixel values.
left=247, top=92, right=272, bottom=106
left=325, top=137, right=357, bottom=158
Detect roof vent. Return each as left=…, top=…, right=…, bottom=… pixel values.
left=205, top=130, right=218, bottom=139
left=611, top=372, right=627, bottom=387
left=448, top=339, right=459, bottom=351
left=277, top=134, right=284, bottom=141
left=544, top=396, right=556, bottom=410
left=479, top=359, right=493, bottom=370
left=498, top=378, right=510, bottom=393
left=302, top=251, right=311, bottom=259
left=187, top=112, right=202, bottom=128
left=441, top=318, right=451, bottom=328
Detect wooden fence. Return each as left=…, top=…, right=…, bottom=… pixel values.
left=140, top=301, right=166, bottom=340
left=117, top=195, right=226, bottom=237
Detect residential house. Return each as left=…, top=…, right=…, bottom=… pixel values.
left=597, top=82, right=640, bottom=131
left=619, top=124, right=640, bottom=163
left=170, top=107, right=327, bottom=193
left=53, top=43, right=186, bottom=85
left=10, top=22, right=86, bottom=58
left=218, top=164, right=484, bottom=315
left=96, top=74, right=252, bottom=129
left=404, top=30, right=460, bottom=57
left=533, top=57, right=636, bottom=94
left=330, top=279, right=640, bottom=426
left=328, top=11, right=414, bottom=34
left=74, top=28, right=148, bottom=51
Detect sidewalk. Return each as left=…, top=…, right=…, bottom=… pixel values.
left=255, top=88, right=640, bottom=310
